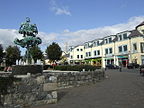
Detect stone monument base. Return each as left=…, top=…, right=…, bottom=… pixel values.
left=12, top=65, right=43, bottom=75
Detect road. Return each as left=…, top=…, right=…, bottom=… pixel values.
left=33, top=68, right=144, bottom=108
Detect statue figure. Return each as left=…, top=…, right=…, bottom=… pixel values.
left=14, top=17, right=42, bottom=64
left=19, top=17, right=38, bottom=37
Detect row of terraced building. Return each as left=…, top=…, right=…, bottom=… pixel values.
left=66, top=21, right=144, bottom=68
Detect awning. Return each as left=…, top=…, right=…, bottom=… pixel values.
left=117, top=55, right=128, bottom=58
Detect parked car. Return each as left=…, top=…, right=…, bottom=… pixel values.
left=106, top=64, right=119, bottom=69
left=127, top=63, right=139, bottom=69
left=140, top=65, right=144, bottom=76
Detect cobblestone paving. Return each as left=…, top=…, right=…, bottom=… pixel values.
left=32, top=69, right=144, bottom=108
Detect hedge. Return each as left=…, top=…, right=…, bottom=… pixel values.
left=54, top=65, right=101, bottom=71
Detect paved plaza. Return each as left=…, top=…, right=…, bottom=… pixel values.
left=33, top=68, right=144, bottom=108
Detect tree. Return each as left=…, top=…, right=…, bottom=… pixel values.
left=5, top=46, right=21, bottom=66
left=29, top=46, right=43, bottom=63
left=0, top=44, right=4, bottom=64
left=45, top=42, right=62, bottom=63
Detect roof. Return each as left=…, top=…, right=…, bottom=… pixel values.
left=129, top=30, right=143, bottom=37
left=136, top=21, right=144, bottom=29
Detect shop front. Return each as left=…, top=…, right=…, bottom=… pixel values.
left=117, top=55, right=128, bottom=67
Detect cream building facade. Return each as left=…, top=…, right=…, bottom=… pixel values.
left=67, top=22, right=144, bottom=68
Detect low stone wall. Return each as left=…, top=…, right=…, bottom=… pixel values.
left=1, top=70, right=105, bottom=108
left=1, top=74, right=57, bottom=108
left=57, top=70, right=105, bottom=89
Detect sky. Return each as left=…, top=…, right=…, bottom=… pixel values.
left=0, top=0, right=144, bottom=53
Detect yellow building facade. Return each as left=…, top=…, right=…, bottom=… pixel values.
left=68, top=22, right=144, bottom=68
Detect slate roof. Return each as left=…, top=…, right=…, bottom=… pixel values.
left=129, top=30, right=143, bottom=37
left=136, top=21, right=144, bottom=29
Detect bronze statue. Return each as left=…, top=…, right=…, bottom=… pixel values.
left=14, top=17, right=42, bottom=64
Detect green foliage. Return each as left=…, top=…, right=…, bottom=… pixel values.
left=45, top=42, right=62, bottom=62
left=54, top=65, right=101, bottom=71
left=5, top=46, right=21, bottom=66
left=0, top=44, right=4, bottom=63
left=29, top=46, right=43, bottom=63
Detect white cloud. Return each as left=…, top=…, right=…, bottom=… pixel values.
left=49, top=0, right=71, bottom=16
left=0, top=16, right=144, bottom=51
left=57, top=16, right=144, bottom=48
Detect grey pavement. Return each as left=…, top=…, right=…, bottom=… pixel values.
left=32, top=68, right=144, bottom=108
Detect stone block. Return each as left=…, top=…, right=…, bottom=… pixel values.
left=36, top=76, right=45, bottom=84
left=43, top=83, right=57, bottom=91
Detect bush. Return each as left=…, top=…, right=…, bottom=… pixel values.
left=54, top=65, right=101, bottom=71
left=43, top=65, right=53, bottom=70
left=12, top=65, right=43, bottom=75
left=0, top=66, right=4, bottom=71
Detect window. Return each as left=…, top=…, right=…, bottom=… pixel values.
left=123, top=45, right=127, bottom=52
left=80, top=49, right=83, bottom=51
left=109, top=48, right=112, bottom=54
left=81, top=55, right=83, bottom=58
left=109, top=38, right=112, bottom=43
left=105, top=49, right=108, bottom=54
left=94, top=51, right=97, bottom=56
left=119, top=35, right=122, bottom=41
left=77, top=49, right=79, bottom=51
left=105, top=39, right=108, bottom=44
left=97, top=41, right=100, bottom=46
left=123, top=34, right=127, bottom=39
left=133, top=43, right=137, bottom=51
left=71, top=56, right=73, bottom=59
left=140, top=43, right=144, bottom=53
left=77, top=55, right=79, bottom=58
left=93, top=42, right=96, bottom=47
left=86, top=52, right=88, bottom=57
left=119, top=46, right=122, bottom=52
left=97, top=50, right=100, bottom=55
left=89, top=52, right=91, bottom=56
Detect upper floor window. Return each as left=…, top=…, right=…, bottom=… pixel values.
left=71, top=55, right=73, bottom=59
left=80, top=49, right=83, bottom=51
left=109, top=48, right=112, bottom=54
left=77, top=55, right=79, bottom=58
left=105, top=48, right=108, bottom=54
left=97, top=50, right=100, bottom=55
left=105, top=39, right=108, bottom=44
left=123, top=34, right=127, bottom=39
left=118, top=46, right=122, bottom=53
left=86, top=52, right=88, bottom=57
left=140, top=43, right=144, bottom=53
left=89, top=52, right=91, bottom=56
left=119, top=35, right=122, bottom=41
left=133, top=43, right=137, bottom=51
left=109, top=38, right=112, bottom=43
left=81, top=55, right=83, bottom=58
left=94, top=51, right=97, bottom=56
left=97, top=41, right=100, bottom=46
left=123, top=45, right=127, bottom=52
left=77, top=49, right=79, bottom=51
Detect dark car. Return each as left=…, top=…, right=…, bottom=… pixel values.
left=140, top=65, right=144, bottom=76
left=106, top=64, right=119, bottom=69
left=127, top=63, right=139, bottom=69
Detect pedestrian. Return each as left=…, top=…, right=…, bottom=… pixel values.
left=119, top=66, right=122, bottom=72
